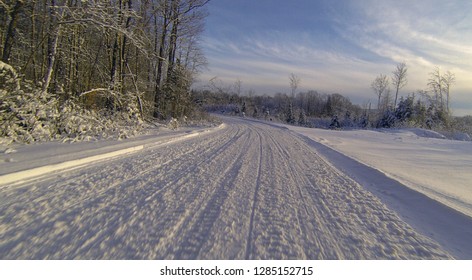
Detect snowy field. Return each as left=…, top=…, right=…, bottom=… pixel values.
left=285, top=125, right=472, bottom=218
left=0, top=116, right=471, bottom=259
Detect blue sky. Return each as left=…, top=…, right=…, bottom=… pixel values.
left=199, top=0, right=472, bottom=115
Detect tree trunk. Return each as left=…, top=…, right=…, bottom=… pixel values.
left=153, top=0, right=171, bottom=118
left=167, top=0, right=180, bottom=74
left=42, top=0, right=61, bottom=95
left=120, top=0, right=133, bottom=92
left=2, top=0, right=25, bottom=63
left=109, top=1, right=122, bottom=91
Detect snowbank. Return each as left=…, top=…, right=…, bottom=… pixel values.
left=0, top=124, right=225, bottom=186
left=287, top=126, right=472, bottom=217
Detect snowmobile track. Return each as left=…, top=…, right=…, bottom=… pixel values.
left=0, top=117, right=454, bottom=259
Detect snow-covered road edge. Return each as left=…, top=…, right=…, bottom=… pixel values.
left=248, top=118, right=472, bottom=216
left=295, top=133, right=472, bottom=259
left=0, top=124, right=225, bottom=187
left=232, top=117, right=472, bottom=259
left=0, top=145, right=145, bottom=186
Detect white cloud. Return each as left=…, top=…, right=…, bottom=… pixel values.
left=200, top=0, right=472, bottom=114
left=343, top=0, right=472, bottom=68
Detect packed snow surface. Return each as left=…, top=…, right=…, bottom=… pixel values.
left=0, top=117, right=467, bottom=259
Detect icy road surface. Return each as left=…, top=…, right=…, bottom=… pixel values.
left=0, top=118, right=452, bottom=259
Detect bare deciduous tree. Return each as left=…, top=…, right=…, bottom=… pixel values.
left=392, top=62, right=408, bottom=109
left=233, top=79, right=242, bottom=96
left=427, top=67, right=455, bottom=115
left=371, top=74, right=389, bottom=111
left=289, top=73, right=301, bottom=99
left=0, top=0, right=209, bottom=119
left=1, top=0, right=24, bottom=63
left=442, top=70, right=455, bottom=114
left=428, top=66, right=444, bottom=111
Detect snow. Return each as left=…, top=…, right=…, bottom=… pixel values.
left=1, top=145, right=144, bottom=186
left=0, top=125, right=224, bottom=179
left=285, top=125, right=472, bottom=218
left=0, top=116, right=471, bottom=259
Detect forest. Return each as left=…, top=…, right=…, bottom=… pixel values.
left=194, top=65, right=472, bottom=138
left=1, top=0, right=210, bottom=143
left=1, top=1, right=471, bottom=144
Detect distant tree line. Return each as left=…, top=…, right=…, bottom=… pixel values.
left=196, top=65, right=470, bottom=137
left=193, top=75, right=364, bottom=129
left=1, top=0, right=209, bottom=143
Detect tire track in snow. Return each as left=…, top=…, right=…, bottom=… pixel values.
left=229, top=119, right=450, bottom=260
left=161, top=127, right=254, bottom=259
left=0, top=117, right=455, bottom=259
left=188, top=123, right=264, bottom=259
left=263, top=129, right=343, bottom=259
left=0, top=126, right=230, bottom=213
left=244, top=125, right=263, bottom=260
left=245, top=123, right=312, bottom=259
left=0, top=127, right=239, bottom=249
left=123, top=124, right=250, bottom=258
left=270, top=128, right=449, bottom=259
left=275, top=133, right=347, bottom=259
left=0, top=125, right=245, bottom=259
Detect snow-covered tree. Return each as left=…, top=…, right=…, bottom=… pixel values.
left=427, top=67, right=456, bottom=126
left=428, top=67, right=445, bottom=112
left=298, top=110, right=307, bottom=126
left=343, top=110, right=353, bottom=128
left=377, top=110, right=396, bottom=128
left=286, top=102, right=296, bottom=124
left=1, top=61, right=143, bottom=144
left=1, top=61, right=58, bottom=143
left=395, top=96, right=414, bottom=124
left=1, top=0, right=210, bottom=130
left=161, top=61, right=193, bottom=118
left=329, top=115, right=340, bottom=129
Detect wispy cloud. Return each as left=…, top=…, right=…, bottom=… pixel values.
left=200, top=0, right=472, bottom=114
left=337, top=0, right=472, bottom=67
left=202, top=32, right=380, bottom=93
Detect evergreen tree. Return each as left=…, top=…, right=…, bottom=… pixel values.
left=395, top=96, right=414, bottom=124
left=413, top=100, right=427, bottom=126
left=377, top=110, right=396, bottom=128
left=329, top=115, right=340, bottom=129
left=286, top=103, right=296, bottom=124
left=343, top=111, right=352, bottom=127
left=298, top=110, right=307, bottom=126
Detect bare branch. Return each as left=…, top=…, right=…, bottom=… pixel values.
left=371, top=74, right=390, bottom=110
left=289, top=73, right=301, bottom=98
left=392, top=62, right=408, bottom=109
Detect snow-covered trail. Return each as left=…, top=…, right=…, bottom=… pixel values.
left=0, top=118, right=452, bottom=259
